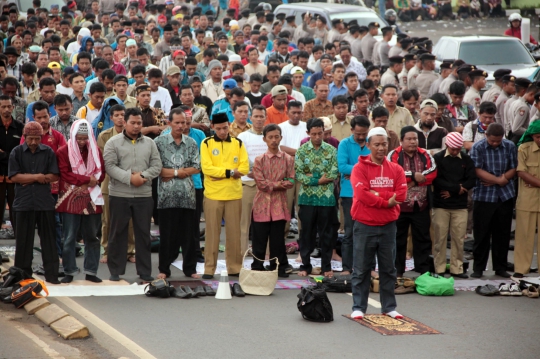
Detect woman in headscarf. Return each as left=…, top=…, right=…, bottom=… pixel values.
left=91, top=97, right=125, bottom=139
left=70, top=36, right=94, bottom=65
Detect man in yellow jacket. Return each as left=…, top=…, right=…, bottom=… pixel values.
left=201, top=113, right=249, bottom=279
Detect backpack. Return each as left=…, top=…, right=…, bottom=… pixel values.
left=11, top=279, right=48, bottom=308
left=297, top=284, right=334, bottom=323
left=2, top=266, right=32, bottom=289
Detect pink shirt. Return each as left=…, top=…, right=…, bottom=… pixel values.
left=111, top=61, right=127, bottom=76
left=252, top=151, right=295, bottom=222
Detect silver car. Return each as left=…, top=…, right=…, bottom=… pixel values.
left=432, top=35, right=539, bottom=90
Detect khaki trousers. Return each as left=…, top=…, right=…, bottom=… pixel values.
left=285, top=181, right=301, bottom=234
left=101, top=189, right=135, bottom=258
left=431, top=208, right=468, bottom=274
left=240, top=181, right=257, bottom=255
left=203, top=197, right=243, bottom=275
left=514, top=210, right=540, bottom=274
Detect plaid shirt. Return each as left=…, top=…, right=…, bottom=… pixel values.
left=470, top=138, right=517, bottom=203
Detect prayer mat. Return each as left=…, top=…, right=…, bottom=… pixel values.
left=343, top=314, right=441, bottom=335
left=202, top=279, right=311, bottom=290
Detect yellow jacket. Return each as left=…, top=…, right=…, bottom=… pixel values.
left=201, top=134, right=249, bottom=201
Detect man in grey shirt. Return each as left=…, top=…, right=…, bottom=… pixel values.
left=360, top=22, right=379, bottom=64
left=379, top=26, right=393, bottom=69
left=104, top=107, right=162, bottom=282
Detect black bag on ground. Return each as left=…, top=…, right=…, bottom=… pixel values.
left=297, top=284, right=333, bottom=322
left=11, top=279, right=48, bottom=308
left=322, top=275, right=352, bottom=293
left=145, top=279, right=173, bottom=298
left=2, top=266, right=32, bottom=289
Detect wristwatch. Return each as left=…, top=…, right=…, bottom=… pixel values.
left=230, top=170, right=235, bottom=178
left=174, top=169, right=178, bottom=178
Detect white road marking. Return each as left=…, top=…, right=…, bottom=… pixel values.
left=15, top=326, right=66, bottom=359
left=55, top=297, right=157, bottom=359
left=346, top=293, right=382, bottom=308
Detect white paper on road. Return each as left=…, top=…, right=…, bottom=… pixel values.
left=46, top=282, right=146, bottom=297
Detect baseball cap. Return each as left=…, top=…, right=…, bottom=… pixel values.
left=223, top=79, right=238, bottom=90
left=48, top=62, right=61, bottom=69
left=166, top=66, right=181, bottom=76
left=420, top=99, right=438, bottom=110
left=271, top=85, right=287, bottom=97
left=290, top=66, right=305, bottom=74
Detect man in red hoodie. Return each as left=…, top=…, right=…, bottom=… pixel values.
left=388, top=126, right=438, bottom=278
left=350, top=127, right=407, bottom=320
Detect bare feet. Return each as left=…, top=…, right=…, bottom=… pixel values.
left=298, top=270, right=308, bottom=277
left=406, top=253, right=412, bottom=260
left=341, top=271, right=351, bottom=276
left=127, top=256, right=136, bottom=263
left=371, top=270, right=378, bottom=278
left=156, top=273, right=167, bottom=279
left=332, top=250, right=342, bottom=262
left=99, top=256, right=107, bottom=263
left=295, top=254, right=302, bottom=263
left=190, top=273, right=200, bottom=279
left=324, top=271, right=334, bottom=278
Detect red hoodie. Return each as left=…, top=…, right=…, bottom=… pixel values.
left=351, top=155, right=408, bottom=226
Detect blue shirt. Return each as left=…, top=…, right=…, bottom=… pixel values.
left=328, top=81, right=347, bottom=101
left=189, top=128, right=205, bottom=189
left=211, top=99, right=252, bottom=124
left=470, top=138, right=517, bottom=203
left=26, top=102, right=57, bottom=123
left=84, top=77, right=99, bottom=94
left=337, top=135, right=370, bottom=198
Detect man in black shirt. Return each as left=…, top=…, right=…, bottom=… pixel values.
left=190, top=76, right=213, bottom=118
left=8, top=122, right=60, bottom=284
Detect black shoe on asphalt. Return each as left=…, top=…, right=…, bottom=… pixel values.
left=193, top=285, right=206, bottom=297
left=202, top=274, right=213, bottom=279
left=203, top=286, right=216, bottom=296
left=451, top=273, right=469, bottom=279
left=470, top=271, right=483, bottom=278
left=109, top=275, right=120, bottom=281
left=183, top=285, right=197, bottom=298
left=173, top=286, right=190, bottom=299
left=231, top=283, right=245, bottom=297
left=61, top=275, right=74, bottom=283
left=139, top=275, right=154, bottom=282
left=495, top=271, right=511, bottom=278
left=86, top=274, right=102, bottom=283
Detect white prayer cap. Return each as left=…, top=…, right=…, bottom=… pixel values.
left=367, top=127, right=388, bottom=141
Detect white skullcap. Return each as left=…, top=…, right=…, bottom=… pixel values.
left=321, top=117, right=332, bottom=131
left=367, top=127, right=388, bottom=141
left=229, top=54, right=242, bottom=62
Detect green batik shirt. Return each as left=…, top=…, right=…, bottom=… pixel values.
left=295, top=141, right=338, bottom=207
left=154, top=133, right=201, bottom=210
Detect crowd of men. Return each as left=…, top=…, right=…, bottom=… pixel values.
left=0, top=1, right=537, bottom=312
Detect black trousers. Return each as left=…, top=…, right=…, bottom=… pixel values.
left=298, top=205, right=335, bottom=273
left=473, top=199, right=513, bottom=273
left=0, top=180, right=15, bottom=229
left=108, top=196, right=153, bottom=277
left=158, top=208, right=197, bottom=277
left=14, top=210, right=58, bottom=281
left=251, top=219, right=288, bottom=271
left=193, top=188, right=203, bottom=258
left=396, top=209, right=432, bottom=276
left=152, top=178, right=159, bottom=225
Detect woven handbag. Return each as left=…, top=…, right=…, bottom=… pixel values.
left=239, top=249, right=279, bottom=296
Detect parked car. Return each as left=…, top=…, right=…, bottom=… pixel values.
left=432, top=35, right=539, bottom=90
left=274, top=3, right=387, bottom=32
left=9, top=0, right=67, bottom=18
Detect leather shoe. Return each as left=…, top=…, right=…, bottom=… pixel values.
left=193, top=285, right=206, bottom=297
left=202, top=274, right=214, bottom=279
left=470, top=271, right=482, bottom=278
left=173, top=286, right=190, bottom=299
left=495, top=271, right=511, bottom=278
left=182, top=285, right=198, bottom=298
left=204, top=285, right=216, bottom=296
left=451, top=273, right=469, bottom=279
left=231, top=283, right=245, bottom=297
left=139, top=275, right=154, bottom=282
left=109, top=275, right=120, bottom=281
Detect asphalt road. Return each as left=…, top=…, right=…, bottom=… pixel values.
left=2, top=17, right=540, bottom=359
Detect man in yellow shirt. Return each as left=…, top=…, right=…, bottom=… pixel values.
left=200, top=113, right=249, bottom=279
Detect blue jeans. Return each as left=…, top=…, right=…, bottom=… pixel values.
left=378, top=0, right=386, bottom=18
left=351, top=221, right=397, bottom=313
left=341, top=197, right=354, bottom=272
left=62, top=213, right=101, bottom=276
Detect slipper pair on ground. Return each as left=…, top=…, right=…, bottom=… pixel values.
left=173, top=285, right=215, bottom=298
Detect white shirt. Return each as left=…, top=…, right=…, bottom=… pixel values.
left=237, top=130, right=267, bottom=182
left=150, top=86, right=173, bottom=116
left=66, top=42, right=81, bottom=56
left=279, top=121, right=308, bottom=150
left=462, top=120, right=486, bottom=144
left=291, top=90, right=306, bottom=105
left=56, top=83, right=74, bottom=96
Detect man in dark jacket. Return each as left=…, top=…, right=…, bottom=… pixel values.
left=414, top=99, right=448, bottom=155
left=388, top=126, right=437, bottom=278
left=432, top=132, right=476, bottom=278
